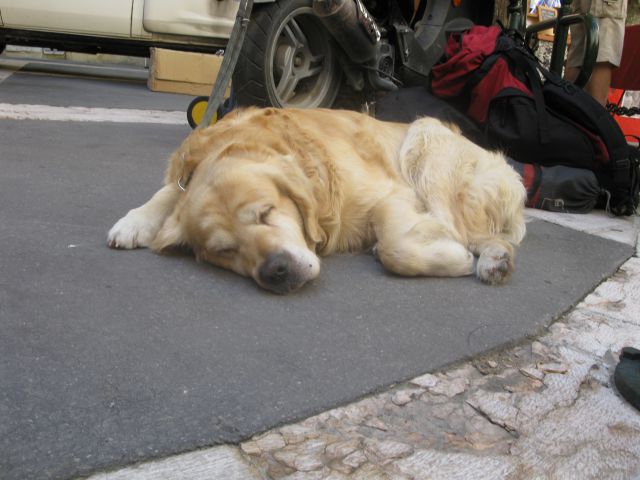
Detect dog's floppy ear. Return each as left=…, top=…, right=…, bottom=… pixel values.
left=267, top=156, right=324, bottom=248
left=151, top=210, right=186, bottom=252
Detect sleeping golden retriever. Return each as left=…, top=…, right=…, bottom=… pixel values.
left=107, top=108, right=526, bottom=293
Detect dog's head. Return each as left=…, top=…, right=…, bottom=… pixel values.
left=152, top=150, right=324, bottom=294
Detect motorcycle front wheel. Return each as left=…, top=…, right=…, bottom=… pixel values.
left=232, top=0, right=342, bottom=108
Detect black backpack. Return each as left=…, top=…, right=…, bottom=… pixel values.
left=375, top=87, right=604, bottom=214
left=431, top=26, right=639, bottom=216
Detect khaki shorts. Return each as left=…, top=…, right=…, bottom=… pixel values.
left=566, top=0, right=627, bottom=68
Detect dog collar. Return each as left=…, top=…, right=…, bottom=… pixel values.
left=177, top=151, right=193, bottom=192
left=177, top=173, right=192, bottom=192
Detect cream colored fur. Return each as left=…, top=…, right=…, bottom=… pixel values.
left=108, top=108, right=526, bottom=293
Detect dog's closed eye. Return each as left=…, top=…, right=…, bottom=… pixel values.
left=213, top=247, right=238, bottom=258
left=258, top=205, right=275, bottom=225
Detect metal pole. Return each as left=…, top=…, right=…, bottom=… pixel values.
left=199, top=0, right=254, bottom=128
left=508, top=0, right=526, bottom=33
left=549, top=0, right=572, bottom=75
left=574, top=12, right=599, bottom=87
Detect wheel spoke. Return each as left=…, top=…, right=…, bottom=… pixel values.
left=286, top=18, right=309, bottom=48
left=277, top=73, right=299, bottom=103
left=297, top=62, right=323, bottom=80
left=309, top=53, right=324, bottom=65
left=298, top=54, right=325, bottom=79
left=282, top=24, right=299, bottom=48
left=276, top=50, right=299, bottom=102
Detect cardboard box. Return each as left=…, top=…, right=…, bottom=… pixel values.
left=147, top=47, right=230, bottom=96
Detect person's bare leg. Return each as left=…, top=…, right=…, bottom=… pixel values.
left=565, top=62, right=613, bottom=106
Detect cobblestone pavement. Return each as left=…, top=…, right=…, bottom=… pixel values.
left=88, top=213, right=640, bottom=480
left=237, top=262, right=640, bottom=479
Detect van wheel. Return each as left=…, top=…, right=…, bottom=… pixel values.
left=233, top=0, right=342, bottom=108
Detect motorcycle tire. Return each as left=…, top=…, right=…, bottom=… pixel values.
left=232, top=0, right=342, bottom=109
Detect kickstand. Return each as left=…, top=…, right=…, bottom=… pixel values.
left=199, top=0, right=254, bottom=128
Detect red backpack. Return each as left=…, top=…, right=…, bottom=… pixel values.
left=431, top=25, right=639, bottom=216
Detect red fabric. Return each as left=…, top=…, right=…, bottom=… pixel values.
left=608, top=88, right=640, bottom=139
left=522, top=164, right=534, bottom=206
left=522, top=164, right=541, bottom=208
left=431, top=25, right=502, bottom=98
left=615, top=117, right=640, bottom=139
left=608, top=87, right=625, bottom=105
left=573, top=121, right=610, bottom=167
left=466, top=57, right=532, bottom=123
left=611, top=25, right=640, bottom=91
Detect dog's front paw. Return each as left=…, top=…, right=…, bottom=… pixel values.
left=476, top=246, right=514, bottom=285
left=107, top=209, right=158, bottom=249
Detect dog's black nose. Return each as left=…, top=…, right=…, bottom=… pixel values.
left=258, top=252, right=292, bottom=288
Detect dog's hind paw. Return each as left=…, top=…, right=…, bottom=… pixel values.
left=107, top=210, right=157, bottom=249
left=476, top=246, right=514, bottom=285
